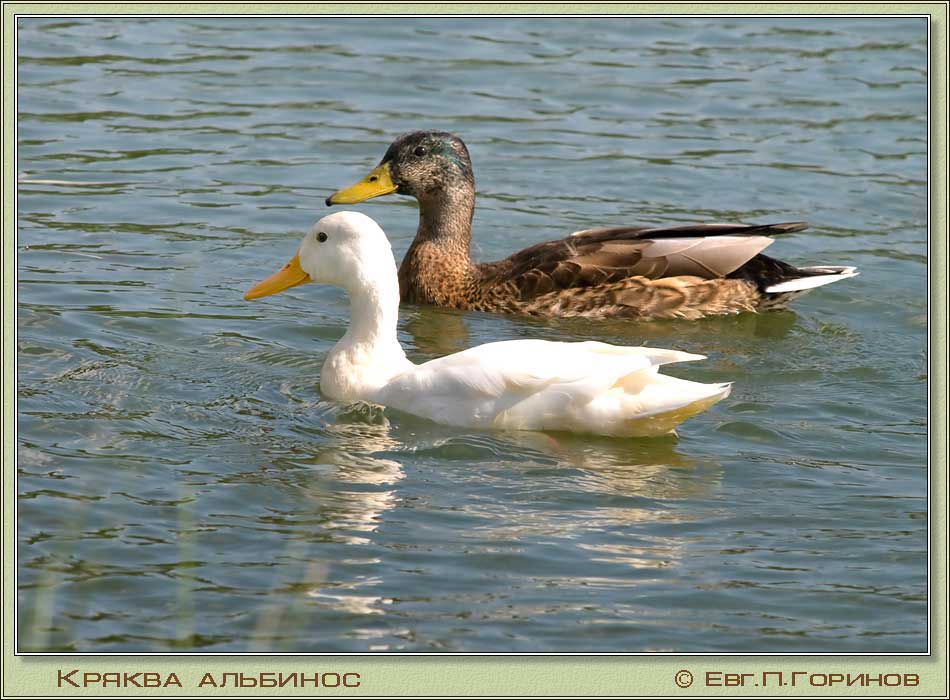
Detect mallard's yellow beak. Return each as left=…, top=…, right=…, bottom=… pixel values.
left=325, top=162, right=397, bottom=205
left=244, top=253, right=311, bottom=300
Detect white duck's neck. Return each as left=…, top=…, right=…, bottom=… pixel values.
left=341, top=269, right=402, bottom=351
left=321, top=252, right=411, bottom=400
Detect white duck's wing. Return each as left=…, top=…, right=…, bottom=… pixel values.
left=374, top=340, right=707, bottom=429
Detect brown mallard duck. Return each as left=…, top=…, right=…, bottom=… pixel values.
left=326, top=131, right=857, bottom=321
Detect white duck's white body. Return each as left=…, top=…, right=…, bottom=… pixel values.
left=245, top=211, right=731, bottom=438
left=371, top=340, right=729, bottom=436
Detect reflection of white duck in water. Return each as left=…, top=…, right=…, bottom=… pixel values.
left=244, top=211, right=731, bottom=438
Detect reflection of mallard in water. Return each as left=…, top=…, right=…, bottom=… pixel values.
left=327, top=130, right=858, bottom=321
left=401, top=306, right=471, bottom=359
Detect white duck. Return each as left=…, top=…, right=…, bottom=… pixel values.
left=244, top=211, right=732, bottom=437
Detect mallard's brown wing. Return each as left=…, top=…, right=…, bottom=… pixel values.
left=566, top=221, right=808, bottom=241
left=479, top=222, right=809, bottom=300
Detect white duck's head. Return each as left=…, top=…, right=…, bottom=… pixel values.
left=244, top=211, right=395, bottom=301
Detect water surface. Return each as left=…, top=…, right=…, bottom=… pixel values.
left=17, top=16, right=928, bottom=652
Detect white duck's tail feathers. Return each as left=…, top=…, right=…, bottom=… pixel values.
left=712, top=381, right=733, bottom=400
left=641, top=377, right=732, bottom=413
left=620, top=374, right=730, bottom=419
left=576, top=341, right=705, bottom=365
left=764, top=265, right=859, bottom=294
left=617, top=380, right=731, bottom=437
left=635, top=346, right=706, bottom=365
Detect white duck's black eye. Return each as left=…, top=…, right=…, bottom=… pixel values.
left=413, top=145, right=428, bottom=157
left=317, top=231, right=328, bottom=243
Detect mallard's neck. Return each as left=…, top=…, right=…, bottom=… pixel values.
left=415, top=181, right=476, bottom=258
left=397, top=183, right=480, bottom=306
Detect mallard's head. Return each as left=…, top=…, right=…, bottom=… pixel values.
left=326, top=130, right=474, bottom=205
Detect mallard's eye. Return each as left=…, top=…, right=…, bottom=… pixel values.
left=317, top=232, right=328, bottom=243
left=413, top=145, right=428, bottom=157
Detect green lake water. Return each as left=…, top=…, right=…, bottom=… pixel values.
left=16, top=16, right=929, bottom=652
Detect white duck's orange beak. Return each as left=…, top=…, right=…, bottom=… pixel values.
left=244, top=252, right=311, bottom=300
